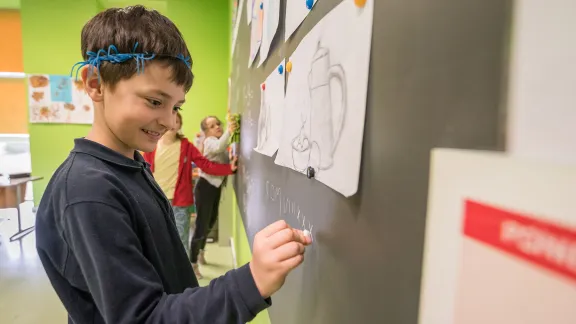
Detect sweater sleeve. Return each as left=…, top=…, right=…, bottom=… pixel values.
left=203, top=130, right=231, bottom=155
left=62, top=201, right=270, bottom=324
left=188, top=143, right=232, bottom=176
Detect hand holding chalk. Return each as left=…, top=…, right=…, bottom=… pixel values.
left=249, top=220, right=312, bottom=299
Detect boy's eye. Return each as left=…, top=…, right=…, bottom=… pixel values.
left=147, top=99, right=162, bottom=107
left=173, top=107, right=182, bottom=112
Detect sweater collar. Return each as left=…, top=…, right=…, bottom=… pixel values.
left=71, top=138, right=148, bottom=170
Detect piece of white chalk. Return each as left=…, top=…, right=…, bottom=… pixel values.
left=303, top=230, right=311, bottom=239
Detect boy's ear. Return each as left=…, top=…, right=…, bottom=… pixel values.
left=82, top=67, right=104, bottom=102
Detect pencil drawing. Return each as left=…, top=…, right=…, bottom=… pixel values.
left=256, top=95, right=271, bottom=151
left=289, top=41, right=347, bottom=174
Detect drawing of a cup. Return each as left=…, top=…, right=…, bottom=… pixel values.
left=308, top=42, right=347, bottom=170
left=291, top=114, right=321, bottom=173
left=291, top=126, right=311, bottom=172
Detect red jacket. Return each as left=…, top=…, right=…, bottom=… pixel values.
left=143, top=139, right=232, bottom=207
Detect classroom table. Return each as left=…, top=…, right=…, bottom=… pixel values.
left=0, top=176, right=43, bottom=242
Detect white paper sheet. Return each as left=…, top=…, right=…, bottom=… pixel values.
left=231, top=0, right=245, bottom=58
left=28, top=74, right=94, bottom=124
left=274, top=0, right=374, bottom=197
left=258, top=0, right=281, bottom=67
left=248, top=1, right=264, bottom=67
left=285, top=0, right=318, bottom=41
left=255, top=61, right=286, bottom=156
left=246, top=0, right=255, bottom=25
left=419, top=149, right=576, bottom=324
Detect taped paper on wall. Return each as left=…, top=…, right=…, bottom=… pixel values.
left=255, top=61, right=285, bottom=156
left=248, top=1, right=264, bottom=67
left=275, top=0, right=374, bottom=197
left=285, top=0, right=318, bottom=41
left=231, top=0, right=245, bottom=57
left=246, top=0, right=255, bottom=25
left=258, top=0, right=281, bottom=66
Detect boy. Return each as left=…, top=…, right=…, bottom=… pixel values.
left=35, top=6, right=311, bottom=324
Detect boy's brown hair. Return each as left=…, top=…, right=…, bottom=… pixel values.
left=81, top=5, right=193, bottom=92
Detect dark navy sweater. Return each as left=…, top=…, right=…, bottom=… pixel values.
left=35, top=138, right=270, bottom=324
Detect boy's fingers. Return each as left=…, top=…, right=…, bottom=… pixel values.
left=259, top=220, right=290, bottom=238
left=269, top=228, right=311, bottom=249
left=281, top=254, right=305, bottom=272
left=269, top=228, right=298, bottom=249
left=274, top=242, right=305, bottom=262
left=291, top=229, right=310, bottom=245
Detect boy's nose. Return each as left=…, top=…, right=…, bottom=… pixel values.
left=158, top=111, right=177, bottom=130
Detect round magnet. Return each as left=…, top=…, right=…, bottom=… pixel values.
left=286, top=61, right=293, bottom=72
left=354, top=0, right=367, bottom=7
left=278, top=64, right=284, bottom=75
left=261, top=83, right=266, bottom=91
left=306, top=166, right=315, bottom=179
left=260, top=2, right=263, bottom=9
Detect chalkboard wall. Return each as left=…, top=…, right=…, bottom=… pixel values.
left=230, top=0, right=510, bottom=323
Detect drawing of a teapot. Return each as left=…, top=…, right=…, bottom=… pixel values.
left=291, top=113, right=320, bottom=172
left=307, top=41, right=347, bottom=170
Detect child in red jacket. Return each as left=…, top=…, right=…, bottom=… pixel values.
left=143, top=112, right=236, bottom=258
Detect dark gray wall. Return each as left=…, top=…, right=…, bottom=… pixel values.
left=230, top=1, right=510, bottom=323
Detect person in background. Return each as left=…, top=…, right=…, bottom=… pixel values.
left=190, top=116, right=235, bottom=278
left=35, top=6, right=311, bottom=323
left=194, top=131, right=205, bottom=150
left=142, top=112, right=235, bottom=257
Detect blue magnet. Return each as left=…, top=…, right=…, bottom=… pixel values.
left=306, top=0, right=314, bottom=10
left=278, top=64, right=284, bottom=75
left=260, top=2, right=263, bottom=9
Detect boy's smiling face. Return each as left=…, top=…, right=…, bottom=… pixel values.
left=84, top=61, right=186, bottom=155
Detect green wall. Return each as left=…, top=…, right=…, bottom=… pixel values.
left=0, top=0, right=19, bottom=9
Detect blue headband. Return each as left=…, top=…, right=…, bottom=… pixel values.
left=70, top=43, right=191, bottom=80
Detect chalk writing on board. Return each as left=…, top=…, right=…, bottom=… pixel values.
left=265, top=180, right=314, bottom=239
left=243, top=107, right=256, bottom=130
left=243, top=176, right=255, bottom=218
left=243, top=83, right=255, bottom=111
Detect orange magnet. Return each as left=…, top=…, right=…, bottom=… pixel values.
left=354, top=0, right=367, bottom=7
left=286, top=61, right=293, bottom=72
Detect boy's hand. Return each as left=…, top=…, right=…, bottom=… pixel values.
left=249, top=220, right=312, bottom=299
left=230, top=156, right=238, bottom=172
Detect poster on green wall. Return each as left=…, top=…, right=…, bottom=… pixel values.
left=28, top=74, right=94, bottom=124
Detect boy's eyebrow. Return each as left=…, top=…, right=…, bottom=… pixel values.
left=149, top=89, right=186, bottom=104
